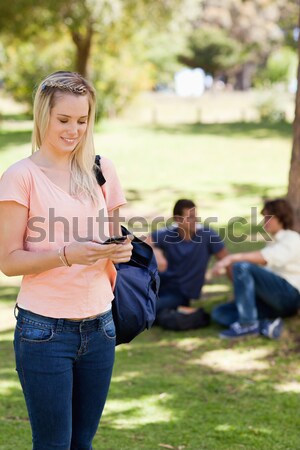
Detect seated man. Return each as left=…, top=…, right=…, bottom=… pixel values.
left=147, top=199, right=228, bottom=316
left=212, top=198, right=300, bottom=339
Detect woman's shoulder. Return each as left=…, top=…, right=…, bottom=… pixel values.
left=0, top=158, right=34, bottom=205
left=97, top=155, right=120, bottom=181
left=2, top=157, right=33, bottom=178
left=98, top=155, right=115, bottom=172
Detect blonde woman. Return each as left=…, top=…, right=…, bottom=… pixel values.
left=0, top=71, right=132, bottom=450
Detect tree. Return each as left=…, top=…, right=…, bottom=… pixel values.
left=0, top=0, right=186, bottom=116
left=179, top=27, right=242, bottom=78
left=287, top=8, right=300, bottom=231
left=180, top=0, right=286, bottom=89
left=38, top=0, right=184, bottom=77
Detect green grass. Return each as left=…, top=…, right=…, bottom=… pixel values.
left=0, top=118, right=291, bottom=228
left=0, top=104, right=299, bottom=450
left=1, top=308, right=300, bottom=450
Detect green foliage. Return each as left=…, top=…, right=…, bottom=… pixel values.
left=179, top=27, right=242, bottom=76
left=0, top=0, right=184, bottom=116
left=254, top=47, right=298, bottom=87
left=278, top=0, right=299, bottom=50
left=139, top=29, right=186, bottom=85
left=255, top=97, right=287, bottom=123
left=92, top=48, right=153, bottom=118
left=2, top=40, right=74, bottom=111
left=179, top=0, right=298, bottom=88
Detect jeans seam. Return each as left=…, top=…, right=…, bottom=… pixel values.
left=101, top=320, right=116, bottom=341
left=18, top=332, right=35, bottom=438
left=18, top=318, right=53, bottom=329
left=20, top=329, right=55, bottom=344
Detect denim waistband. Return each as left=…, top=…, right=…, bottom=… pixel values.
left=15, top=305, right=113, bottom=332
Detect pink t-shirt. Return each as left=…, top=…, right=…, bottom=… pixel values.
left=0, top=156, right=126, bottom=318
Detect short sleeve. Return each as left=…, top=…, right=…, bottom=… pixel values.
left=0, top=161, right=30, bottom=208
left=151, top=228, right=167, bottom=249
left=261, top=232, right=300, bottom=267
left=207, top=228, right=225, bottom=254
left=100, top=157, right=126, bottom=212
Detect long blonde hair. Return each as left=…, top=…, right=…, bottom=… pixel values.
left=32, top=71, right=99, bottom=203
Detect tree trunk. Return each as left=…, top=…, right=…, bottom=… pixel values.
left=72, top=22, right=93, bottom=77
left=234, top=62, right=256, bottom=90
left=287, top=14, right=300, bottom=231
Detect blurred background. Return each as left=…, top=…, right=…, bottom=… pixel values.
left=0, top=0, right=298, bottom=119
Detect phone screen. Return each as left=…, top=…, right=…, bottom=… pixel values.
left=102, top=236, right=127, bottom=245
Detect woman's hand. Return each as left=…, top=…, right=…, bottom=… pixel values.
left=109, top=236, right=133, bottom=264
left=64, top=236, right=133, bottom=266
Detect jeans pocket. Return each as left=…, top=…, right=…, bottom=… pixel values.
left=102, top=320, right=116, bottom=341
left=20, top=324, right=55, bottom=343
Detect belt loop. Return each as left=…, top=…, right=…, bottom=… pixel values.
left=56, top=319, right=64, bottom=333
left=14, top=304, right=19, bottom=320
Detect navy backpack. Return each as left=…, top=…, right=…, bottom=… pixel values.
left=94, top=156, right=160, bottom=345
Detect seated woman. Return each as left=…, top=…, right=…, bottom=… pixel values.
left=211, top=198, right=300, bottom=339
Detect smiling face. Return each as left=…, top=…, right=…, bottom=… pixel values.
left=41, top=93, right=89, bottom=155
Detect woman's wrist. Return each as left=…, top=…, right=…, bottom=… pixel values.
left=63, top=246, right=72, bottom=267
left=58, top=246, right=72, bottom=267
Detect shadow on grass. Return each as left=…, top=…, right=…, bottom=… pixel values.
left=0, top=286, right=20, bottom=302
left=124, top=183, right=286, bottom=225
left=150, top=120, right=292, bottom=139
left=0, top=112, right=32, bottom=121
left=0, top=130, right=31, bottom=152
left=230, top=182, right=282, bottom=197
left=0, top=250, right=299, bottom=449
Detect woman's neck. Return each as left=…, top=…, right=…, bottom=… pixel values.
left=31, top=149, right=71, bottom=170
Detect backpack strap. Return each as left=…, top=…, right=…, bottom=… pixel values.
left=94, top=155, right=106, bottom=186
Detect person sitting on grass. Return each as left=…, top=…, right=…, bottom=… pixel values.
left=211, top=198, right=300, bottom=339
left=147, top=199, right=228, bottom=320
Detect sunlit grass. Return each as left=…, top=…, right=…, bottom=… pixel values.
left=192, top=347, right=272, bottom=373
left=103, top=395, right=175, bottom=429
left=0, top=379, right=21, bottom=395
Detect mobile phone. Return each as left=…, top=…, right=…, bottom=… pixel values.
left=102, top=236, right=127, bottom=245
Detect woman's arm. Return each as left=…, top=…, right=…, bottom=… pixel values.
left=0, top=202, right=125, bottom=276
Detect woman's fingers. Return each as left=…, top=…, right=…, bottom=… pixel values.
left=65, top=241, right=117, bottom=265
left=64, top=237, right=133, bottom=266
left=110, top=241, right=133, bottom=263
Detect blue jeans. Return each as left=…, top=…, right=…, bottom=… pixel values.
left=212, top=262, right=300, bottom=326
left=14, top=306, right=116, bottom=450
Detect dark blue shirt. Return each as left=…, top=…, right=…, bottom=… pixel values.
left=152, top=225, right=224, bottom=299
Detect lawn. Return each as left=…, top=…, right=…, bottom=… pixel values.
left=0, top=95, right=299, bottom=450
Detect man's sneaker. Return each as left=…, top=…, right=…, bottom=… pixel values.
left=219, top=321, right=259, bottom=339
left=260, top=318, right=283, bottom=339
